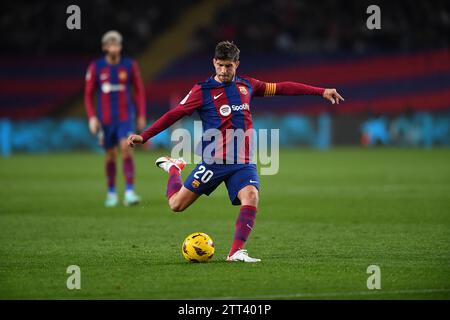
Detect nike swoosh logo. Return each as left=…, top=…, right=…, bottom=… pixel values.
left=246, top=224, right=253, bottom=230
left=249, top=180, right=258, bottom=183
left=213, top=93, right=224, bottom=100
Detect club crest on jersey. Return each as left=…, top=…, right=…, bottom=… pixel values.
left=191, top=179, right=200, bottom=188
left=118, top=70, right=128, bottom=81
left=239, top=86, right=248, bottom=95
left=219, top=105, right=232, bottom=117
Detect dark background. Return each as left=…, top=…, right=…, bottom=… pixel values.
left=0, top=0, right=449, bottom=152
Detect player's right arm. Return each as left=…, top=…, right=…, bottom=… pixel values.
left=84, top=62, right=100, bottom=135
left=128, top=84, right=202, bottom=147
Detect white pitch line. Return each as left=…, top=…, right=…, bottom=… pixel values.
left=188, top=288, right=450, bottom=300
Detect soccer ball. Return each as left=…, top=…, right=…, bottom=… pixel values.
left=182, top=232, right=215, bottom=262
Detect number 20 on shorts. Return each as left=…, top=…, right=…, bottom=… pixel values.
left=194, top=165, right=214, bottom=183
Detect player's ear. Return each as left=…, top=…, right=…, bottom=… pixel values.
left=212, top=58, right=217, bottom=67
left=235, top=60, right=240, bottom=69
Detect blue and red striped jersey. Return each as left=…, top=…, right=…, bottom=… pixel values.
left=84, top=57, right=146, bottom=125
left=191, top=75, right=260, bottom=163
left=141, top=75, right=325, bottom=164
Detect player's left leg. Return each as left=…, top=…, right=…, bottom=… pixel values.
left=225, top=165, right=261, bottom=262
left=118, top=120, right=141, bottom=206
left=120, top=138, right=141, bottom=206
left=227, top=186, right=261, bottom=262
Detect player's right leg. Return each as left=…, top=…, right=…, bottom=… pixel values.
left=155, top=156, right=200, bottom=212
left=168, top=186, right=200, bottom=212
left=102, top=123, right=119, bottom=207
left=104, top=146, right=119, bottom=207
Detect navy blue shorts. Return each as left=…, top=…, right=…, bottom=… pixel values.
left=184, top=162, right=260, bottom=206
left=102, top=121, right=135, bottom=149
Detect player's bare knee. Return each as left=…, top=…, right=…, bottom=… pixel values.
left=168, top=197, right=185, bottom=213
left=170, top=204, right=185, bottom=213
left=122, top=152, right=132, bottom=160
left=105, top=149, right=116, bottom=162
left=121, top=147, right=132, bottom=158
left=243, top=190, right=259, bottom=206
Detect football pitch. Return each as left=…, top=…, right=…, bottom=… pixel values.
left=0, top=148, right=449, bottom=299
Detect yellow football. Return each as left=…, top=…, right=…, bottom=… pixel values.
left=182, top=232, right=215, bottom=262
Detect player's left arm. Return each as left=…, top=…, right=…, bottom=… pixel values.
left=131, top=61, right=147, bottom=131
left=248, top=77, right=344, bottom=104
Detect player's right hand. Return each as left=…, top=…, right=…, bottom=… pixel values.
left=127, top=134, right=144, bottom=148
left=88, top=117, right=100, bottom=135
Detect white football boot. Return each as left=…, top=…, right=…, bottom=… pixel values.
left=155, top=156, right=186, bottom=172
left=123, top=190, right=141, bottom=207
left=104, top=193, right=118, bottom=208
left=226, top=249, right=261, bottom=263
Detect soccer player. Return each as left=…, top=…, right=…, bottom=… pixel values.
left=127, top=41, right=344, bottom=262
left=84, top=30, right=147, bottom=207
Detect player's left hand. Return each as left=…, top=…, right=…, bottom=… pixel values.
left=137, top=116, right=147, bottom=132
left=323, top=88, right=344, bottom=105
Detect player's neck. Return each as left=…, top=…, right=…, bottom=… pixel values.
left=214, top=75, right=235, bottom=84
left=106, top=55, right=121, bottom=65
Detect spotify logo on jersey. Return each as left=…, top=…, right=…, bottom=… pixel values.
left=101, top=82, right=111, bottom=93
left=219, top=105, right=231, bottom=116
left=101, top=82, right=125, bottom=93
left=219, top=103, right=250, bottom=116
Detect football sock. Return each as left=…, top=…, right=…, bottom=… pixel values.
left=123, top=157, right=134, bottom=191
left=228, top=205, right=257, bottom=257
left=106, top=160, right=116, bottom=194
left=166, top=165, right=182, bottom=199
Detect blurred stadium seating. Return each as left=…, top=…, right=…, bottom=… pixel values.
left=0, top=0, right=449, bottom=155
left=191, top=0, right=449, bottom=54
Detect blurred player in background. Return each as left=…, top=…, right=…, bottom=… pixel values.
left=128, top=41, right=343, bottom=262
left=84, top=30, right=147, bottom=207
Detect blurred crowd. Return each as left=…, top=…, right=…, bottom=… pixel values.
left=360, top=112, right=450, bottom=147
left=0, top=0, right=195, bottom=56
left=191, top=0, right=450, bottom=54
left=1, top=0, right=448, bottom=56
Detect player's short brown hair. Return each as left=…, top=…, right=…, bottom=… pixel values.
left=215, top=41, right=240, bottom=61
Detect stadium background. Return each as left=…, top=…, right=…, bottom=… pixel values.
left=1, top=0, right=449, bottom=154
left=0, top=0, right=449, bottom=300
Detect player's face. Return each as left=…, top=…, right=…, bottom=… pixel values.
left=213, top=59, right=239, bottom=83
left=103, top=41, right=122, bottom=57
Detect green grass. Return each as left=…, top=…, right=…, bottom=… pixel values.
left=0, top=148, right=449, bottom=299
